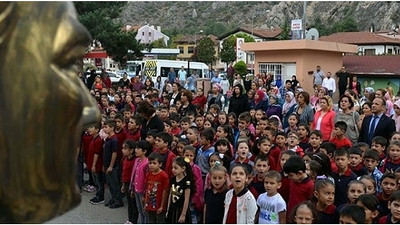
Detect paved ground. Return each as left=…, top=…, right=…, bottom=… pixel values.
left=46, top=187, right=128, bottom=224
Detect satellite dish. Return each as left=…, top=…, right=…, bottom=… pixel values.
left=305, top=28, right=319, bottom=40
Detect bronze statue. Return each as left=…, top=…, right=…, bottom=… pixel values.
left=0, top=2, right=100, bottom=223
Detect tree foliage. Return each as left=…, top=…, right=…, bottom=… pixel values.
left=220, top=38, right=236, bottom=65
left=74, top=2, right=144, bottom=65
left=234, top=61, right=247, bottom=76
left=279, top=19, right=291, bottom=40
left=195, top=37, right=216, bottom=66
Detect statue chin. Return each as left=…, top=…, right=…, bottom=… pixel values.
left=0, top=2, right=100, bottom=223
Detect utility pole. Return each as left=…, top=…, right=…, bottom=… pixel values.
left=303, top=1, right=307, bottom=39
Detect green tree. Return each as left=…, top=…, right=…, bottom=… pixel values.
left=331, top=17, right=358, bottom=33
left=74, top=2, right=144, bottom=65
left=220, top=38, right=236, bottom=66
left=279, top=19, right=291, bottom=40
left=234, top=33, right=256, bottom=42
left=195, top=37, right=216, bottom=67
left=234, top=61, right=247, bottom=77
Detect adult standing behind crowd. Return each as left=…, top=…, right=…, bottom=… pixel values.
left=206, top=83, right=225, bottom=111
left=252, top=90, right=268, bottom=112
left=119, top=73, right=130, bottom=88
left=334, top=95, right=360, bottom=144
left=293, top=91, right=314, bottom=127
left=178, top=66, right=187, bottom=86
left=313, top=65, right=324, bottom=86
left=169, top=82, right=181, bottom=106
left=322, top=72, right=336, bottom=98
left=179, top=89, right=196, bottom=117
left=227, top=62, right=235, bottom=86
left=312, top=96, right=335, bottom=141
left=282, top=91, right=297, bottom=129
left=336, top=66, right=350, bottom=97
left=101, top=69, right=112, bottom=89
left=168, top=67, right=176, bottom=84
left=359, top=97, right=396, bottom=145
left=136, top=100, right=164, bottom=140
left=229, top=83, right=249, bottom=117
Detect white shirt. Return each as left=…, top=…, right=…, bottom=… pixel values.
left=257, top=193, right=286, bottom=224
left=322, top=77, right=336, bottom=92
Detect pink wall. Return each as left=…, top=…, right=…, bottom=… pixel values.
left=254, top=50, right=346, bottom=101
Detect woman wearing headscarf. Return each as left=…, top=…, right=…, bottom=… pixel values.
left=282, top=91, right=297, bottom=129
left=252, top=90, right=268, bottom=113
left=206, top=83, right=225, bottom=112
left=359, top=87, right=374, bottom=109
left=266, top=94, right=282, bottom=120
left=228, top=83, right=249, bottom=117
left=392, top=99, right=400, bottom=132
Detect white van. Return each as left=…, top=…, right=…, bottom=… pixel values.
left=141, top=59, right=209, bottom=84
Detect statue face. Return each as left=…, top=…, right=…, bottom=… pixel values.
left=0, top=2, right=100, bottom=223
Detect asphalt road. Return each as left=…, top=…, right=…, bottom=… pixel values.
left=46, top=187, right=128, bottom=224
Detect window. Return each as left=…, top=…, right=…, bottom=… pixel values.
left=142, top=32, right=145, bottom=36
left=188, top=46, right=194, bottom=54
left=364, top=49, right=376, bottom=55
left=388, top=49, right=393, bottom=54
left=178, top=46, right=184, bottom=54
left=149, top=32, right=151, bottom=37
left=258, top=63, right=282, bottom=80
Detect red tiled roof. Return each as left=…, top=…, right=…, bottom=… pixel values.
left=319, top=31, right=400, bottom=45
left=343, top=55, right=400, bottom=75
left=122, top=25, right=141, bottom=32
left=174, top=34, right=219, bottom=45
left=218, top=27, right=283, bottom=40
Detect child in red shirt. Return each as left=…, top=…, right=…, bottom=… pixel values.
left=329, top=121, right=352, bottom=149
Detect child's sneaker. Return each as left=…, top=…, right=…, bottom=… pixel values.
left=89, top=196, right=105, bottom=205
left=124, top=221, right=133, bottom=224
left=86, top=185, right=97, bottom=193
left=109, top=200, right=124, bottom=209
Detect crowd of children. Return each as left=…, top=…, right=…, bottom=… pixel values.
left=79, top=76, right=400, bottom=224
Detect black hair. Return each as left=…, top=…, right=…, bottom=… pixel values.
left=103, top=119, right=116, bottom=127
left=148, top=152, right=163, bottom=164
left=123, top=139, right=136, bottom=150
left=214, top=138, right=233, bottom=158
left=311, top=152, right=333, bottom=177
left=230, top=163, right=252, bottom=176
left=183, top=145, right=196, bottom=154
left=315, top=178, right=335, bottom=192
left=297, top=123, right=311, bottom=137
left=283, top=155, right=306, bottom=174
left=173, top=157, right=196, bottom=198
left=348, top=147, right=363, bottom=156
left=381, top=172, right=397, bottom=185
left=390, top=190, right=400, bottom=202
left=255, top=154, right=269, bottom=165
left=355, top=194, right=379, bottom=223
left=309, top=130, right=323, bottom=139
left=130, top=115, right=142, bottom=126
left=339, top=94, right=354, bottom=110
left=155, top=132, right=173, bottom=147
left=238, top=112, right=251, bottom=123
left=339, top=204, right=366, bottom=224
left=320, top=142, right=336, bottom=156
left=146, top=129, right=159, bottom=138
left=334, top=121, right=347, bottom=132
left=200, top=128, right=215, bottom=142
left=334, top=148, right=349, bottom=158
left=169, top=112, right=181, bottom=122
left=218, top=124, right=234, bottom=144
left=372, top=136, right=388, bottom=147
left=353, top=141, right=369, bottom=150
left=180, top=116, right=191, bottom=124
left=135, top=140, right=152, bottom=157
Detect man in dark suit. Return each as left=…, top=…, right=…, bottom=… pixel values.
left=359, top=97, right=396, bottom=145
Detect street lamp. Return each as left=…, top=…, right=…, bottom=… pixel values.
left=195, top=29, right=203, bottom=46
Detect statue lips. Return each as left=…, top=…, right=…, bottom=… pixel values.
left=0, top=2, right=100, bottom=223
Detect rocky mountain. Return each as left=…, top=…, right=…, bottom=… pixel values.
left=120, top=1, right=400, bottom=37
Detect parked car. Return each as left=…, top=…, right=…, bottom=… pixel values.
left=86, top=71, right=122, bottom=84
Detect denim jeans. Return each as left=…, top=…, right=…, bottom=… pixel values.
left=135, top=192, right=147, bottom=224
left=105, top=166, right=121, bottom=202
left=93, top=171, right=105, bottom=199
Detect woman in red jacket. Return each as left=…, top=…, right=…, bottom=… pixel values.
left=312, top=95, right=336, bottom=141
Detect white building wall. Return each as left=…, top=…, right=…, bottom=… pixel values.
left=135, top=25, right=170, bottom=46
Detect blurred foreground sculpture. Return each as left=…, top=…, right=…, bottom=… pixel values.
left=0, top=2, right=100, bottom=223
